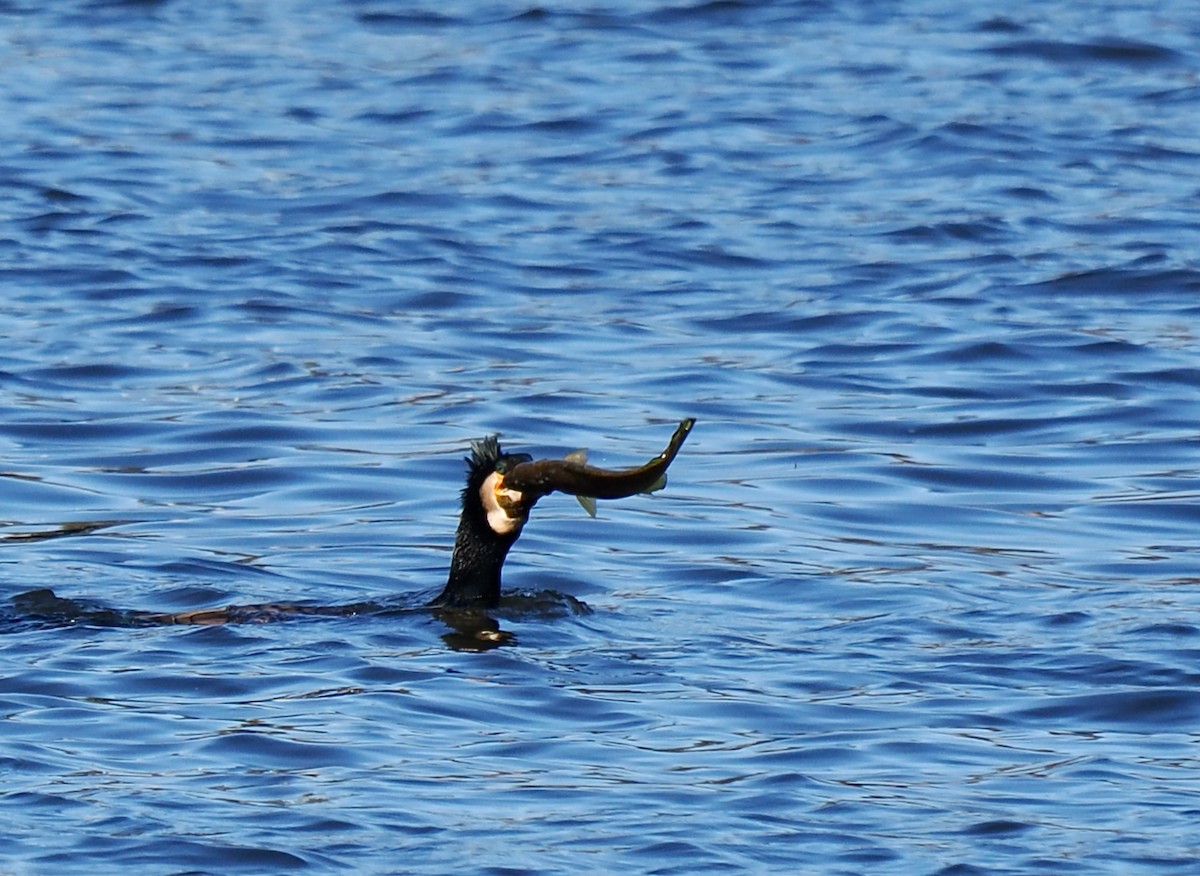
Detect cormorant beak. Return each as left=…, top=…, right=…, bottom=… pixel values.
left=479, top=454, right=534, bottom=536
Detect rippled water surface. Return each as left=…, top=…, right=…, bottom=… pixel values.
left=4, top=1, right=1200, bottom=873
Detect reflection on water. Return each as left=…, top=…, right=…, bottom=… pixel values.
left=6, top=578, right=589, bottom=652
left=3, top=0, right=1200, bottom=872
left=0, top=519, right=127, bottom=543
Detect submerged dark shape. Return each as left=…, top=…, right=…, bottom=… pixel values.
left=6, top=419, right=695, bottom=641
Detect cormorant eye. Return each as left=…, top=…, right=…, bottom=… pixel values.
left=495, top=453, right=532, bottom=476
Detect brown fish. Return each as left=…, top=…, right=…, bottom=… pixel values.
left=504, top=418, right=695, bottom=514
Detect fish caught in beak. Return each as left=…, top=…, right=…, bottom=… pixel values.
left=503, top=417, right=695, bottom=514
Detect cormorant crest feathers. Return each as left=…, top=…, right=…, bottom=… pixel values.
left=468, top=435, right=502, bottom=477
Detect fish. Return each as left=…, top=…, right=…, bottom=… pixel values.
left=503, top=417, right=695, bottom=515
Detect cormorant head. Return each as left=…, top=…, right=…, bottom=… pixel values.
left=434, top=435, right=537, bottom=609
left=462, top=435, right=535, bottom=539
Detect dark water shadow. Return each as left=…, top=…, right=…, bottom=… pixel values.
left=0, top=519, right=131, bottom=544
left=1, top=520, right=590, bottom=650
left=4, top=585, right=591, bottom=653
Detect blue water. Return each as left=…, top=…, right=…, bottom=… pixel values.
left=3, top=0, right=1200, bottom=872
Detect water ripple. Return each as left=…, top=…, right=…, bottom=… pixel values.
left=4, top=0, right=1200, bottom=872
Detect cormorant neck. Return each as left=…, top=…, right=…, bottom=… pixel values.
left=431, top=435, right=534, bottom=610
left=436, top=509, right=521, bottom=608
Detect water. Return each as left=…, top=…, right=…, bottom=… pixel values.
left=3, top=0, right=1200, bottom=872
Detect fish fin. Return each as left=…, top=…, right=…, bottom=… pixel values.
left=641, top=474, right=668, bottom=494
left=565, top=450, right=597, bottom=515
